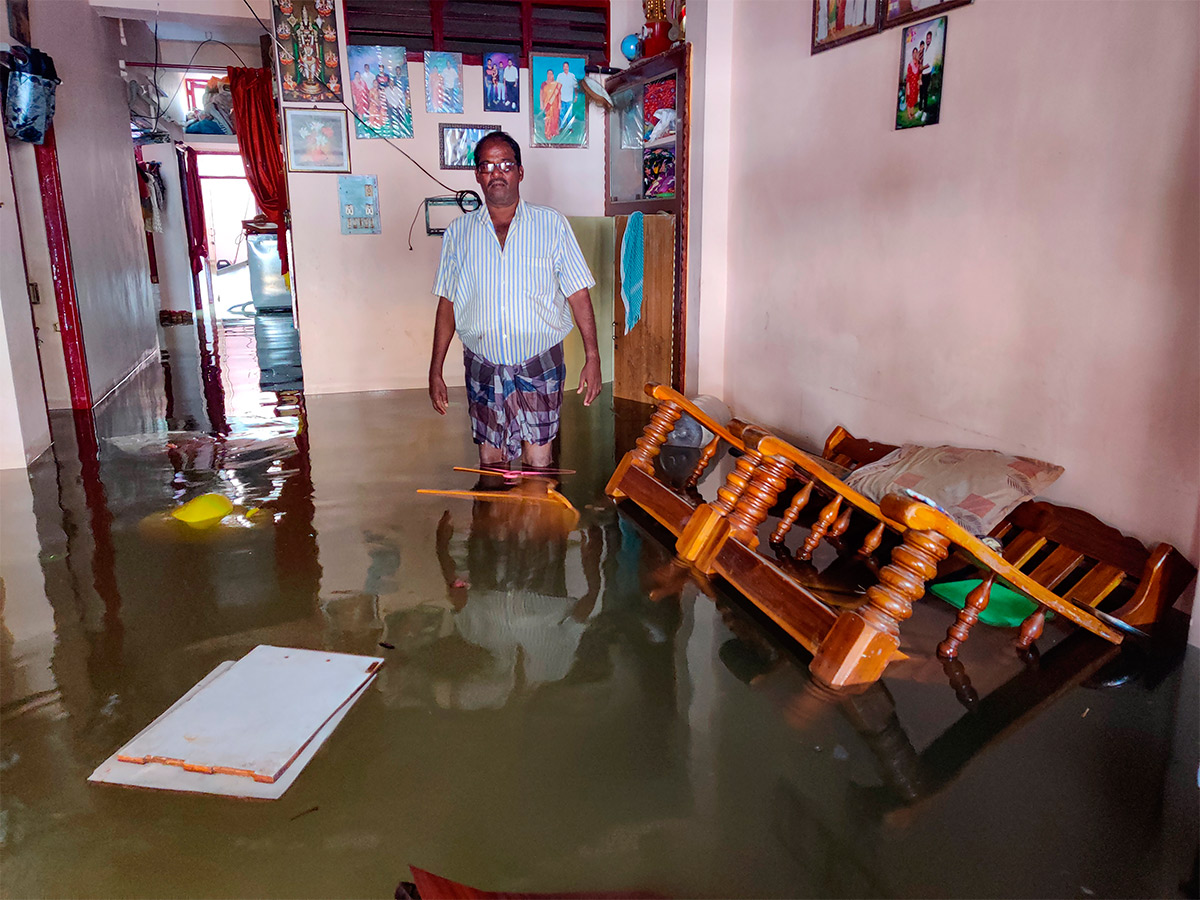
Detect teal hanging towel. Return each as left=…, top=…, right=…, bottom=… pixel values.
left=620, top=212, right=644, bottom=334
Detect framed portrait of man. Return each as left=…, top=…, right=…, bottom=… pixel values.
left=811, top=0, right=883, bottom=54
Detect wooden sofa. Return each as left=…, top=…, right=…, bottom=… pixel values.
left=606, top=384, right=1196, bottom=688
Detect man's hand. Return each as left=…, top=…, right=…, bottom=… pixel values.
left=429, top=372, right=448, bottom=414
left=577, top=357, right=601, bottom=407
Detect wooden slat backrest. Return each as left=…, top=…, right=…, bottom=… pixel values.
left=1061, top=563, right=1127, bottom=609
left=1027, top=546, right=1087, bottom=591
left=1004, top=501, right=1149, bottom=578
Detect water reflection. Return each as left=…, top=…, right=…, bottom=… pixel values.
left=0, top=343, right=1194, bottom=898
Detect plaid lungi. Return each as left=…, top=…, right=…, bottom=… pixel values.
left=463, top=342, right=565, bottom=460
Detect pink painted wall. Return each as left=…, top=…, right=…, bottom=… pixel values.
left=288, top=48, right=606, bottom=394
left=29, top=0, right=158, bottom=402
left=722, top=0, right=1199, bottom=561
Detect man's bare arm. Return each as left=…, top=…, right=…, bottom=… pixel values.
left=566, top=287, right=602, bottom=407
left=429, top=297, right=456, bottom=414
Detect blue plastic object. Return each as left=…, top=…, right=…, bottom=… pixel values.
left=621, top=33, right=641, bottom=62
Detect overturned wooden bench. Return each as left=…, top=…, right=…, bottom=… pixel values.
left=606, top=384, right=1196, bottom=688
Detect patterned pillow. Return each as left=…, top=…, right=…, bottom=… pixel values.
left=843, top=444, right=1064, bottom=535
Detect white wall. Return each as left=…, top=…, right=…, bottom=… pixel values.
left=141, top=143, right=195, bottom=314
left=718, top=0, right=1199, bottom=569
left=0, top=17, right=51, bottom=466
left=29, top=0, right=159, bottom=403
left=685, top=0, right=732, bottom=398
left=289, top=50, right=607, bottom=395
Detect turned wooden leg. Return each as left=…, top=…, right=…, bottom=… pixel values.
left=685, top=436, right=722, bottom=491
left=1016, top=608, right=1046, bottom=651
left=798, top=495, right=842, bottom=562
left=769, top=481, right=813, bottom=549
left=726, top=456, right=794, bottom=548
left=710, top=449, right=763, bottom=515
left=675, top=449, right=762, bottom=574
left=937, top=574, right=994, bottom=659
left=629, top=400, right=683, bottom=475
left=810, top=528, right=951, bottom=688
left=860, top=528, right=952, bottom=637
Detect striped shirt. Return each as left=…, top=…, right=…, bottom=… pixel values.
left=432, top=199, right=596, bottom=365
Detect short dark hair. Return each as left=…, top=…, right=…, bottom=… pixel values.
left=474, top=131, right=522, bottom=168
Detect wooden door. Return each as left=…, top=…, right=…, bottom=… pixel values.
left=613, top=214, right=675, bottom=403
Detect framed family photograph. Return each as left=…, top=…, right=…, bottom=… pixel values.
left=483, top=51, right=520, bottom=112
left=284, top=107, right=351, bottom=173
left=896, top=15, right=946, bottom=129
left=811, top=0, right=882, bottom=54
left=530, top=54, right=587, bottom=148
left=882, top=0, right=971, bottom=30
left=346, top=45, right=412, bottom=139
left=438, top=124, right=500, bottom=170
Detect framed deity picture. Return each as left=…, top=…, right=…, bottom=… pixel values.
left=811, top=0, right=883, bottom=54
left=284, top=108, right=351, bottom=173
left=896, top=15, right=947, bottom=129
left=439, top=124, right=500, bottom=170
left=882, top=0, right=971, bottom=30
left=530, top=55, right=587, bottom=148
left=272, top=0, right=343, bottom=102
left=346, top=45, right=412, bottom=139
left=424, top=51, right=464, bottom=114
left=483, top=51, right=520, bottom=112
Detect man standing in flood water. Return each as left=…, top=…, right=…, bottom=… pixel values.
left=428, top=130, right=601, bottom=468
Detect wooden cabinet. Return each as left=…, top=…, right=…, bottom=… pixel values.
left=604, top=43, right=690, bottom=393
left=612, top=214, right=674, bottom=402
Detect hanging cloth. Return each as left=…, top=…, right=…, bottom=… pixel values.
left=177, top=146, right=209, bottom=275
left=3, top=45, right=60, bottom=144
left=227, top=67, right=290, bottom=275
left=620, top=211, right=644, bottom=334
left=137, top=162, right=165, bottom=234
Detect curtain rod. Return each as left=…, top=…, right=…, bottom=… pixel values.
left=124, top=61, right=236, bottom=73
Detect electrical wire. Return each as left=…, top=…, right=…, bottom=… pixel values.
left=239, top=0, right=481, bottom=245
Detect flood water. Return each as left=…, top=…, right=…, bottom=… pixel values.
left=1, top=326, right=1196, bottom=899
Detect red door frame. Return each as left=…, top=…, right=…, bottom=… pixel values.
left=34, top=127, right=93, bottom=410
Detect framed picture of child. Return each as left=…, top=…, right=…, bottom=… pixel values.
left=483, top=52, right=520, bottom=112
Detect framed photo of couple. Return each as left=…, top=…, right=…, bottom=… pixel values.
left=811, top=0, right=969, bottom=54
left=529, top=54, right=587, bottom=148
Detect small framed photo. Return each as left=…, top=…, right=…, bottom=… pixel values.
left=882, top=0, right=970, bottom=30
left=530, top=54, right=587, bottom=148
left=811, top=0, right=883, bottom=54
left=439, top=124, right=501, bottom=169
left=896, top=15, right=947, bottom=129
left=425, top=51, right=464, bottom=114
left=483, top=51, right=520, bottom=112
left=284, top=107, right=351, bottom=173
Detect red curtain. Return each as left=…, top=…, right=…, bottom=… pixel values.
left=227, top=67, right=290, bottom=275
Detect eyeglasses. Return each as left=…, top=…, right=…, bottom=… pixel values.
left=476, top=160, right=518, bottom=174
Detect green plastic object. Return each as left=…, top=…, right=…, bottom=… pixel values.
left=929, top=579, right=1054, bottom=628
